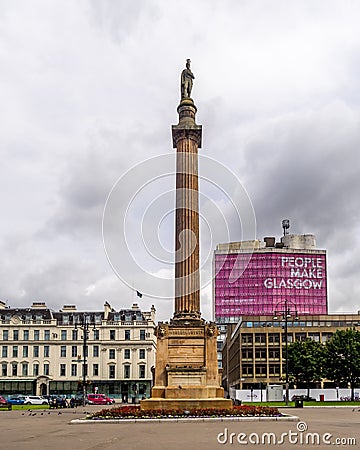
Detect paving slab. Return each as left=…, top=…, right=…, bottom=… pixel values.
left=0, top=406, right=359, bottom=449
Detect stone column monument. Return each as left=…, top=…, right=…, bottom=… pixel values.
left=173, top=59, right=201, bottom=323
left=141, top=61, right=231, bottom=410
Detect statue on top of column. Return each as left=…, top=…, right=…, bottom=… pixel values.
left=181, top=59, right=195, bottom=99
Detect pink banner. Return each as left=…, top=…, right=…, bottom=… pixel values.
left=214, top=252, right=327, bottom=318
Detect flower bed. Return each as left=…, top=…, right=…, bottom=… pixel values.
left=89, top=405, right=281, bottom=420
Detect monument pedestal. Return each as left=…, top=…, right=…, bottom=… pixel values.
left=140, top=321, right=232, bottom=411
left=140, top=398, right=232, bottom=411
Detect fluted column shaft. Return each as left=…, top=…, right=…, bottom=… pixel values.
left=172, top=99, right=202, bottom=321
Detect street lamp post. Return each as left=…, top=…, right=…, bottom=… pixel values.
left=273, top=300, right=298, bottom=406
left=284, top=308, right=289, bottom=406
left=74, top=313, right=96, bottom=407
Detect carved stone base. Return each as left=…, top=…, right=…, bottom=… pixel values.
left=151, top=385, right=225, bottom=399
left=140, top=397, right=232, bottom=411
left=141, top=321, right=228, bottom=411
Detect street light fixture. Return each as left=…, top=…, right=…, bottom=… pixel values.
left=74, top=313, right=97, bottom=407
left=273, top=299, right=299, bottom=406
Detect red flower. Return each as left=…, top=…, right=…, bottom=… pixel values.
left=89, top=405, right=281, bottom=420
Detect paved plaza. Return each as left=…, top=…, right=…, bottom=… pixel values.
left=1, top=406, right=359, bottom=449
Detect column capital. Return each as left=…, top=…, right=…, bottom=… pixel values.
left=171, top=127, right=202, bottom=148
left=172, top=98, right=202, bottom=148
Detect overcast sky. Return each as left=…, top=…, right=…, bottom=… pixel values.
left=1, top=0, right=360, bottom=321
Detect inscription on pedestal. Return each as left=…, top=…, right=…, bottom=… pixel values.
left=168, top=374, right=204, bottom=386
left=168, top=337, right=204, bottom=365
left=168, top=328, right=204, bottom=337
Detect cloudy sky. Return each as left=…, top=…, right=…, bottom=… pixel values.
left=1, top=0, right=360, bottom=321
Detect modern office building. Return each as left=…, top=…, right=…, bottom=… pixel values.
left=222, top=312, right=360, bottom=391
left=0, top=300, right=156, bottom=401
left=213, top=233, right=328, bottom=366
left=214, top=234, right=328, bottom=322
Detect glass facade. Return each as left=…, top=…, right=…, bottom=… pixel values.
left=215, top=252, right=328, bottom=319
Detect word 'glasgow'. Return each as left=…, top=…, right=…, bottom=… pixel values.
left=264, top=278, right=323, bottom=289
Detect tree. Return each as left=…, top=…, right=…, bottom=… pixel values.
left=324, top=329, right=360, bottom=401
left=287, top=339, right=324, bottom=397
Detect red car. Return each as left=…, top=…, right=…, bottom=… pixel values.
left=0, top=396, right=11, bottom=409
left=86, top=394, right=115, bottom=405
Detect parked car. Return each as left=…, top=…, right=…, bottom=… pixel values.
left=291, top=395, right=316, bottom=402
left=23, top=396, right=49, bottom=405
left=0, top=395, right=9, bottom=405
left=86, top=394, right=115, bottom=405
left=6, top=395, right=25, bottom=405
left=0, top=395, right=11, bottom=410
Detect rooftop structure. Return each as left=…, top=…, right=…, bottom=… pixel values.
left=214, top=233, right=328, bottom=324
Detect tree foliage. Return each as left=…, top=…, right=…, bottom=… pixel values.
left=324, top=329, right=360, bottom=400
left=287, top=338, right=324, bottom=395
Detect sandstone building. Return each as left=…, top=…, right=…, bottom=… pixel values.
left=0, top=300, right=156, bottom=400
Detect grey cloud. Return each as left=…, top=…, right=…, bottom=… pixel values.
left=89, top=0, right=160, bottom=44
left=1, top=0, right=360, bottom=318
left=242, top=102, right=360, bottom=241
left=43, top=122, right=165, bottom=239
